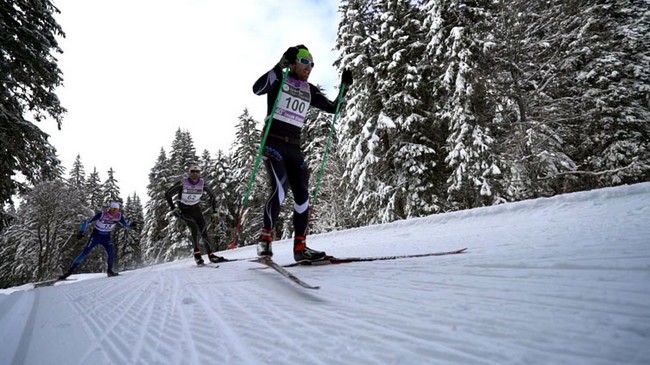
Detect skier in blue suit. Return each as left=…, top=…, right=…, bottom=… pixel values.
left=59, top=202, right=137, bottom=279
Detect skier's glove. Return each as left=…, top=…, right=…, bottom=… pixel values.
left=277, top=47, right=299, bottom=69
left=172, top=207, right=182, bottom=218
left=341, top=68, right=353, bottom=86
left=130, top=221, right=139, bottom=229
left=76, top=232, right=85, bottom=240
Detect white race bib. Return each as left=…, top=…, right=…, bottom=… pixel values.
left=273, top=79, right=311, bottom=128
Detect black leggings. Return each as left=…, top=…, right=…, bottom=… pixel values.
left=179, top=204, right=213, bottom=252
left=262, top=139, right=310, bottom=237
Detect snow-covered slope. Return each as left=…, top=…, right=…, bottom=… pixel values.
left=1, top=183, right=649, bottom=365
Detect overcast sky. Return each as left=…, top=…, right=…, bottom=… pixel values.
left=41, top=0, right=342, bottom=204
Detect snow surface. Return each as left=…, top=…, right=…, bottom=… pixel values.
left=1, top=183, right=649, bottom=365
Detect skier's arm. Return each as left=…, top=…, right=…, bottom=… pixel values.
left=252, top=65, right=283, bottom=95
left=164, top=182, right=183, bottom=210
left=203, top=185, right=217, bottom=212
left=309, top=84, right=338, bottom=114
left=80, top=212, right=102, bottom=232
left=118, top=215, right=135, bottom=229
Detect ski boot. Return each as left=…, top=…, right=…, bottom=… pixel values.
left=257, top=228, right=273, bottom=257
left=107, top=269, right=120, bottom=277
left=58, top=267, right=75, bottom=280
left=194, top=250, right=205, bottom=265
left=293, top=236, right=326, bottom=262
left=208, top=251, right=227, bottom=263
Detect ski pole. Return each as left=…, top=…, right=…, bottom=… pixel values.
left=312, top=83, right=347, bottom=204
left=230, top=68, right=290, bottom=248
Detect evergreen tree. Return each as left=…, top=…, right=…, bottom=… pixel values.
left=0, top=180, right=87, bottom=287
left=169, top=128, right=199, bottom=173
left=116, top=193, right=143, bottom=270
left=563, top=0, right=650, bottom=188
left=86, top=168, right=103, bottom=211
left=211, top=150, right=237, bottom=249
left=431, top=2, right=502, bottom=208
left=142, top=148, right=174, bottom=263
left=229, top=109, right=267, bottom=246
left=337, top=0, right=447, bottom=223
left=336, top=0, right=385, bottom=226
left=102, top=167, right=122, bottom=207
left=1, top=0, right=65, bottom=206
left=68, top=154, right=86, bottom=190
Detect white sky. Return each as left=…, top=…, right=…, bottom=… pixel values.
left=2, top=182, right=649, bottom=364
left=41, top=0, right=341, bottom=202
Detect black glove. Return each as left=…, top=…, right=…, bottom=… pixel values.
left=341, top=68, right=353, bottom=86
left=277, top=47, right=299, bottom=69
left=76, top=232, right=85, bottom=240
left=130, top=221, right=138, bottom=229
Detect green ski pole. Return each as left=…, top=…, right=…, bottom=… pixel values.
left=312, top=83, right=347, bottom=205
left=230, top=68, right=290, bottom=248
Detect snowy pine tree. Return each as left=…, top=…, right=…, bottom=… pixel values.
left=0, top=181, right=87, bottom=287
left=86, top=168, right=103, bottom=211
left=116, top=193, right=143, bottom=270
left=207, top=150, right=236, bottom=251
left=142, top=149, right=174, bottom=263
left=229, top=109, right=267, bottom=246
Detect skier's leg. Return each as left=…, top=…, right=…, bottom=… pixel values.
left=286, top=149, right=310, bottom=237
left=262, top=145, right=289, bottom=230
left=71, top=237, right=99, bottom=268
left=59, top=237, right=99, bottom=279
left=287, top=148, right=325, bottom=262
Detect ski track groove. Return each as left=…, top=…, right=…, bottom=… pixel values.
left=69, top=275, right=149, bottom=364
left=189, top=282, right=274, bottom=364
left=127, top=270, right=186, bottom=364
left=269, top=263, right=491, bottom=364
left=301, top=259, right=647, bottom=365
left=305, top=268, right=500, bottom=364
left=231, top=263, right=332, bottom=365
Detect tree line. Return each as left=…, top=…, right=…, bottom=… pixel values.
left=1, top=0, right=648, bottom=287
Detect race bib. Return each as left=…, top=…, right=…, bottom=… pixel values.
left=181, top=178, right=204, bottom=206
left=273, top=78, right=311, bottom=128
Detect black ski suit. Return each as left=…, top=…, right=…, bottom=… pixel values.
left=252, top=65, right=341, bottom=237
left=165, top=178, right=217, bottom=252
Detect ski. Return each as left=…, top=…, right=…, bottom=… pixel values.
left=33, top=278, right=75, bottom=288
left=252, top=257, right=320, bottom=290
left=284, top=247, right=468, bottom=267
left=195, top=263, right=220, bottom=268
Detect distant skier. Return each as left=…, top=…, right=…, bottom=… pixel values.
left=59, top=202, right=137, bottom=279
left=252, top=44, right=353, bottom=262
left=165, top=165, right=226, bottom=265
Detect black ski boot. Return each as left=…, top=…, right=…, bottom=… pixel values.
left=208, top=251, right=226, bottom=263
left=59, top=270, right=72, bottom=280
left=58, top=265, right=77, bottom=280
left=293, top=236, right=326, bottom=262
left=194, top=251, right=205, bottom=265
left=107, top=269, right=119, bottom=277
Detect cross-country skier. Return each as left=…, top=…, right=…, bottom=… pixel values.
left=252, top=44, right=353, bottom=262
left=59, top=202, right=136, bottom=279
left=165, top=165, right=227, bottom=265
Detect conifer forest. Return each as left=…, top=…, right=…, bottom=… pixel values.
left=1, top=0, right=648, bottom=288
